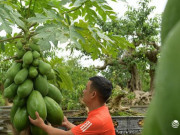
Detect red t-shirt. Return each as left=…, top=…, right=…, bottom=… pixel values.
left=71, top=105, right=115, bottom=135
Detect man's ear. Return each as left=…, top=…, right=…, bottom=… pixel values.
left=91, top=91, right=97, bottom=99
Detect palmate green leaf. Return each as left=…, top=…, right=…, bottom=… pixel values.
left=73, top=20, right=105, bottom=59
left=57, top=67, right=73, bottom=91
left=43, top=9, right=58, bottom=19
left=73, top=0, right=87, bottom=7
left=0, top=4, right=25, bottom=31
left=102, top=4, right=113, bottom=10
left=35, top=23, right=69, bottom=49
left=9, top=12, right=25, bottom=29
left=0, top=5, right=13, bottom=34
left=59, top=0, right=72, bottom=5
left=83, top=8, right=98, bottom=25
left=0, top=16, right=12, bottom=34
left=109, top=35, right=134, bottom=49
left=0, top=6, right=12, bottom=20
left=91, top=1, right=116, bottom=21
left=56, top=32, right=69, bottom=44
left=37, top=39, right=51, bottom=51
left=69, top=9, right=81, bottom=20
left=69, top=25, right=85, bottom=48
left=28, top=13, right=52, bottom=23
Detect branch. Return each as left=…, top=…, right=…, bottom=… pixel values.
left=3, top=56, right=17, bottom=61
left=96, top=61, right=109, bottom=70
left=149, top=41, right=160, bottom=50
left=62, top=0, right=88, bottom=15
left=15, top=59, right=23, bottom=63
left=28, top=22, right=37, bottom=29
left=28, top=0, right=33, bottom=18
left=20, top=0, right=23, bottom=9
left=0, top=35, right=24, bottom=43
left=96, top=58, right=113, bottom=70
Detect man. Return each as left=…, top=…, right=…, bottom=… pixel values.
left=29, top=76, right=115, bottom=135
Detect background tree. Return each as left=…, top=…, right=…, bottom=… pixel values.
left=97, top=0, right=161, bottom=93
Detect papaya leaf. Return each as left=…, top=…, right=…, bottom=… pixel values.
left=56, top=67, right=73, bottom=91
left=43, top=9, right=58, bottom=19
left=0, top=16, right=12, bottom=34
left=69, top=25, right=85, bottom=47
left=9, top=12, right=25, bottom=29
left=102, top=4, right=113, bottom=10
left=59, top=0, right=72, bottom=5
left=35, top=23, right=69, bottom=48
left=37, top=39, right=51, bottom=51
left=28, top=13, right=52, bottom=23
left=108, top=35, right=128, bottom=49
left=56, top=32, right=69, bottom=44
left=73, top=0, right=87, bottom=7
left=0, top=6, right=12, bottom=20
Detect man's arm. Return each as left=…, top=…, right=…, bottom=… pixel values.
left=29, top=112, right=74, bottom=135
left=62, top=116, right=76, bottom=129
left=41, top=124, right=73, bottom=135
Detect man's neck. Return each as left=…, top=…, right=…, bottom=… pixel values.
left=87, top=102, right=105, bottom=112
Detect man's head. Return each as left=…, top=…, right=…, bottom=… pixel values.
left=83, top=76, right=113, bottom=105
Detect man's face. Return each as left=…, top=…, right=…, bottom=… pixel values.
left=82, top=80, right=93, bottom=105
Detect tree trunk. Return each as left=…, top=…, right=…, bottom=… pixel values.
left=128, top=64, right=142, bottom=92
left=149, top=66, right=155, bottom=94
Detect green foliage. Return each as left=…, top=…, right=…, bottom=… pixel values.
left=0, top=0, right=131, bottom=59
left=0, top=92, right=5, bottom=106
left=101, top=60, right=131, bottom=89
left=48, top=57, right=74, bottom=91
left=99, top=0, right=160, bottom=92
left=57, top=57, right=98, bottom=110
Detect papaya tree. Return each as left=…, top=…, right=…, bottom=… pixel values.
left=97, top=0, right=160, bottom=92
left=0, top=0, right=132, bottom=134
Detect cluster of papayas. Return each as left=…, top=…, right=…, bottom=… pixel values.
left=3, top=40, right=63, bottom=135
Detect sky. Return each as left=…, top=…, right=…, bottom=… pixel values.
left=107, top=0, right=167, bottom=17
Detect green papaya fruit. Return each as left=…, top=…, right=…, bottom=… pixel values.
left=23, top=51, right=33, bottom=65
left=4, top=83, right=18, bottom=99
left=13, top=107, right=29, bottom=131
left=44, top=96, right=64, bottom=125
left=30, top=125, right=48, bottom=135
left=13, top=95, right=26, bottom=107
left=29, top=66, right=38, bottom=78
left=10, top=104, right=19, bottom=123
left=4, top=78, right=13, bottom=88
left=47, top=69, right=55, bottom=80
left=32, top=59, right=39, bottom=67
left=14, top=68, right=28, bottom=84
left=6, top=63, right=21, bottom=81
left=16, top=42, right=23, bottom=50
left=34, top=75, right=49, bottom=96
left=32, top=51, right=40, bottom=59
left=39, top=60, right=51, bottom=75
left=27, top=90, right=47, bottom=120
left=17, top=79, right=33, bottom=98
left=161, top=0, right=180, bottom=44
left=143, top=22, right=180, bottom=135
left=29, top=44, right=40, bottom=52
left=47, top=84, right=62, bottom=104
left=16, top=49, right=26, bottom=59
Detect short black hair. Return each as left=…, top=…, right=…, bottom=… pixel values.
left=89, top=76, right=113, bottom=103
